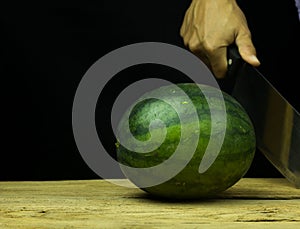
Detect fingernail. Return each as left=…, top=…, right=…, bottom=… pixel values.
left=250, top=55, right=260, bottom=65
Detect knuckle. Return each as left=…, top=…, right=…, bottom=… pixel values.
left=201, top=40, right=218, bottom=54
left=180, top=25, right=186, bottom=37
left=188, top=42, right=199, bottom=52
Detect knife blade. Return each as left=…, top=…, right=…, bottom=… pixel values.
left=226, top=45, right=300, bottom=188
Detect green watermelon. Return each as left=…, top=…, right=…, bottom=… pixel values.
left=116, top=83, right=256, bottom=199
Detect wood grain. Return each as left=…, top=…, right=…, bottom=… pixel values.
left=0, top=178, right=300, bottom=228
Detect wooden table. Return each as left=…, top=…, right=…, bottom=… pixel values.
left=0, top=178, right=300, bottom=228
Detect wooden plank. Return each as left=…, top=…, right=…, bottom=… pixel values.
left=0, top=178, right=300, bottom=228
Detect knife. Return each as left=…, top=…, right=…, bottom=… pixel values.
left=226, top=45, right=300, bottom=188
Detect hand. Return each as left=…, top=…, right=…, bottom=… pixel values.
left=180, top=0, right=260, bottom=78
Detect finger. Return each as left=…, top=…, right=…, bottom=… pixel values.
left=188, top=32, right=212, bottom=71
left=235, top=29, right=261, bottom=67
left=193, top=50, right=212, bottom=71
left=187, top=31, right=200, bottom=52
left=207, top=47, right=227, bottom=79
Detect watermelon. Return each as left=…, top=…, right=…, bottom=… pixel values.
left=116, top=83, right=256, bottom=200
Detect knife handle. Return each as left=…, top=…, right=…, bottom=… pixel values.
left=218, top=45, right=245, bottom=94
left=226, top=44, right=245, bottom=79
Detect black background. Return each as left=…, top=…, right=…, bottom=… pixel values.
left=1, top=1, right=299, bottom=180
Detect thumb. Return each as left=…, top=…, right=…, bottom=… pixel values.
left=235, top=30, right=261, bottom=67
